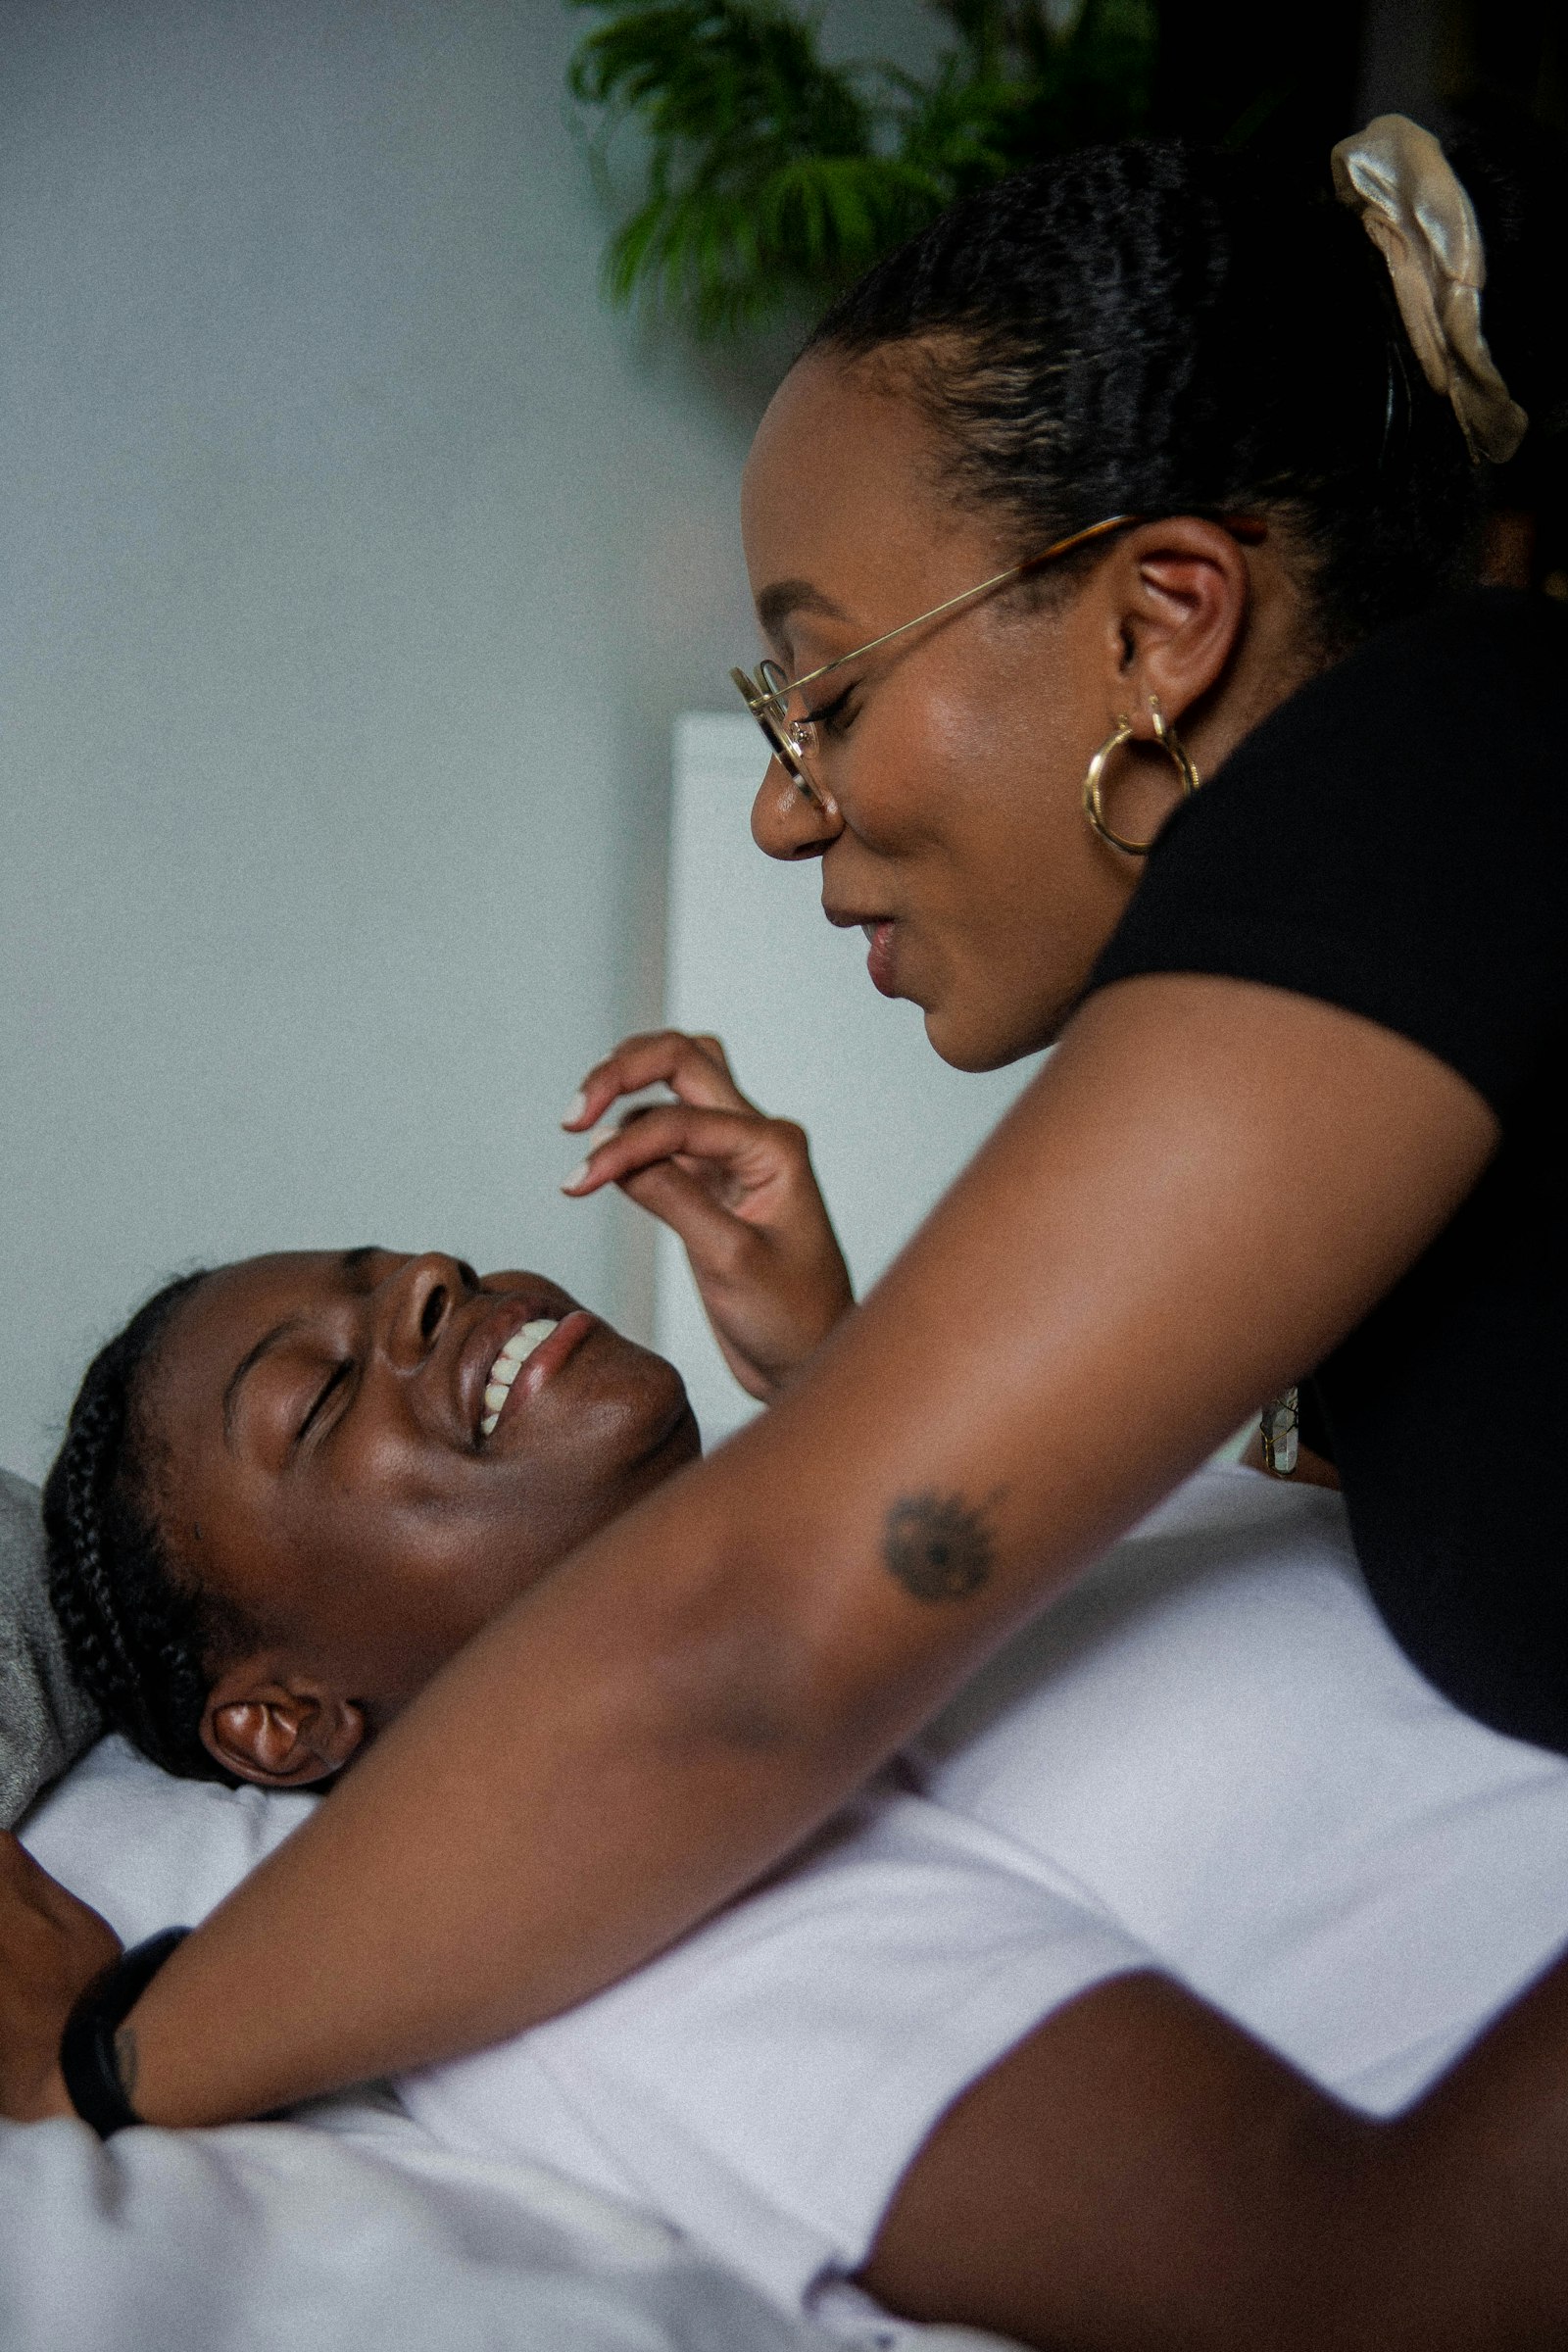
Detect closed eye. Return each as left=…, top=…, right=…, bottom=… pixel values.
left=801, top=683, right=858, bottom=736
left=297, top=1360, right=352, bottom=1445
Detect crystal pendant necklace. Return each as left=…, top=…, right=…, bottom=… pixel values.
left=1260, top=1387, right=1300, bottom=1476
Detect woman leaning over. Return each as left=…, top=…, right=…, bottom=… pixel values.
left=7, top=115, right=1568, bottom=2347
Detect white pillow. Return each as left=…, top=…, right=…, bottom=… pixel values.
left=20, top=1733, right=315, bottom=1943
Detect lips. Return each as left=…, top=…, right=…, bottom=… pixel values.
left=480, top=1318, right=561, bottom=1435
left=824, top=901, right=899, bottom=996
left=454, top=1284, right=583, bottom=1445
left=482, top=1310, right=597, bottom=1443
left=860, top=918, right=898, bottom=997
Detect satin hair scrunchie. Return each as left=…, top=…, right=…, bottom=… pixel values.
left=1331, top=114, right=1529, bottom=466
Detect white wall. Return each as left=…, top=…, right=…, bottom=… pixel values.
left=0, top=0, right=955, bottom=1483
left=659, top=718, right=1044, bottom=1445
left=0, top=0, right=757, bottom=1481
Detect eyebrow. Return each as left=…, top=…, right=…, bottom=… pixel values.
left=755, top=577, right=851, bottom=645
left=220, top=1246, right=383, bottom=1447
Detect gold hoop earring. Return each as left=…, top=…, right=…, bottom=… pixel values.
left=1083, top=696, right=1201, bottom=856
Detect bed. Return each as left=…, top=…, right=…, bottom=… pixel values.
left=1, top=1467, right=1010, bottom=2352
left=13, top=1460, right=1568, bottom=2350
left=3, top=1742, right=1009, bottom=2352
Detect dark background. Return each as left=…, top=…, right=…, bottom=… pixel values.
left=1150, top=0, right=1566, bottom=593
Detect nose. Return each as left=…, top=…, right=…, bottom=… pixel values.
left=750, top=759, right=843, bottom=862
left=381, top=1252, right=467, bottom=1370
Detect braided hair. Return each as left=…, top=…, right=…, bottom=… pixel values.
left=804, top=138, right=1562, bottom=655
left=43, top=1270, right=262, bottom=1784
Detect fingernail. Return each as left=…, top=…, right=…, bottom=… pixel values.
left=562, top=1090, right=588, bottom=1129
left=561, top=1160, right=591, bottom=1194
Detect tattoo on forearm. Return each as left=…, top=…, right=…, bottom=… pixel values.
left=114, top=2025, right=138, bottom=2102
left=882, top=1491, right=996, bottom=1601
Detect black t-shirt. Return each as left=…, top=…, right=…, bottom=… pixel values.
left=1087, top=589, right=1568, bottom=1752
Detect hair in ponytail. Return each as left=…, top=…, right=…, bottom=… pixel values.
left=805, top=136, right=1558, bottom=651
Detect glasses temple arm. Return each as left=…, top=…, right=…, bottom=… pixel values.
left=752, top=515, right=1137, bottom=711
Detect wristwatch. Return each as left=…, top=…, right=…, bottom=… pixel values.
left=58, top=1928, right=190, bottom=2137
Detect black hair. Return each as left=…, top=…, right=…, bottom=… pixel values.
left=43, top=1269, right=261, bottom=1784
left=804, top=136, right=1562, bottom=652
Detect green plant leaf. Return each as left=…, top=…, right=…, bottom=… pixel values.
left=567, top=0, right=1159, bottom=339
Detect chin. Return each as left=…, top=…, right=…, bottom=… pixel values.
left=922, top=1003, right=1051, bottom=1074
left=623, top=1360, right=702, bottom=1479
left=652, top=1384, right=702, bottom=1468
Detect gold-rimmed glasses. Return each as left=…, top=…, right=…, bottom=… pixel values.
left=729, top=513, right=1139, bottom=808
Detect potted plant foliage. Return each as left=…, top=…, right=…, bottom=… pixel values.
left=567, top=0, right=1158, bottom=338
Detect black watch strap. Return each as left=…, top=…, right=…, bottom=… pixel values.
left=59, top=1927, right=191, bottom=2138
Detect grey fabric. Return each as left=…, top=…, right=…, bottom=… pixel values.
left=0, top=1467, right=99, bottom=1827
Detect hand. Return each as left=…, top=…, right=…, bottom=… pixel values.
left=564, top=1031, right=854, bottom=1401
left=0, top=1832, right=121, bottom=2120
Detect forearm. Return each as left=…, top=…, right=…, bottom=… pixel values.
left=117, top=1465, right=867, bottom=2121
left=115, top=977, right=1494, bottom=2126
left=117, top=1328, right=1113, bottom=2124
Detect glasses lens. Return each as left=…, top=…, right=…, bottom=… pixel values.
left=731, top=663, right=819, bottom=803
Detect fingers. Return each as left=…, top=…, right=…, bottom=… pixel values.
left=613, top=1157, right=771, bottom=1278
left=564, top=1030, right=755, bottom=1134
left=563, top=1103, right=805, bottom=1207
left=0, top=1838, right=121, bottom=2122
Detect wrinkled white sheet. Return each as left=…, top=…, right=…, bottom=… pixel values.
left=0, top=2096, right=1010, bottom=2352
left=7, top=1740, right=1017, bottom=2352
left=34, top=1463, right=1560, bottom=2352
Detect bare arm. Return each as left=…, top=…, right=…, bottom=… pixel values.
left=58, top=973, right=1497, bottom=2124
left=859, top=1953, right=1568, bottom=2351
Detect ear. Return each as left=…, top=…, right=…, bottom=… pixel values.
left=1103, top=517, right=1254, bottom=737
left=200, top=1659, right=368, bottom=1788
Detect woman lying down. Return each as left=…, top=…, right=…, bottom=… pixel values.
left=17, top=1184, right=1568, bottom=2348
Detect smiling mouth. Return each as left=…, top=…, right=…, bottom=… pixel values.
left=478, top=1319, right=560, bottom=1438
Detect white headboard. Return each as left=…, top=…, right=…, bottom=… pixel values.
left=658, top=716, right=1044, bottom=1444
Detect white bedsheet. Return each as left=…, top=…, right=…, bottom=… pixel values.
left=0, top=2097, right=849, bottom=2352
left=14, top=1467, right=1568, bottom=2349
left=3, top=1684, right=1024, bottom=2352
left=5, top=1759, right=1015, bottom=2352
left=396, top=1468, right=1568, bottom=2328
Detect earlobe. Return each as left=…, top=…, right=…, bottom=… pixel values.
left=201, top=1668, right=367, bottom=1788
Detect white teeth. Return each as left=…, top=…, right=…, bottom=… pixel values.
left=502, top=1318, right=560, bottom=1365
left=479, top=1318, right=561, bottom=1441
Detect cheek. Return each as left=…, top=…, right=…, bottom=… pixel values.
left=842, top=687, right=1009, bottom=876
left=320, top=1498, right=548, bottom=1696
left=885, top=685, right=1136, bottom=1057
left=267, top=1446, right=527, bottom=1643
left=856, top=646, right=1079, bottom=870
